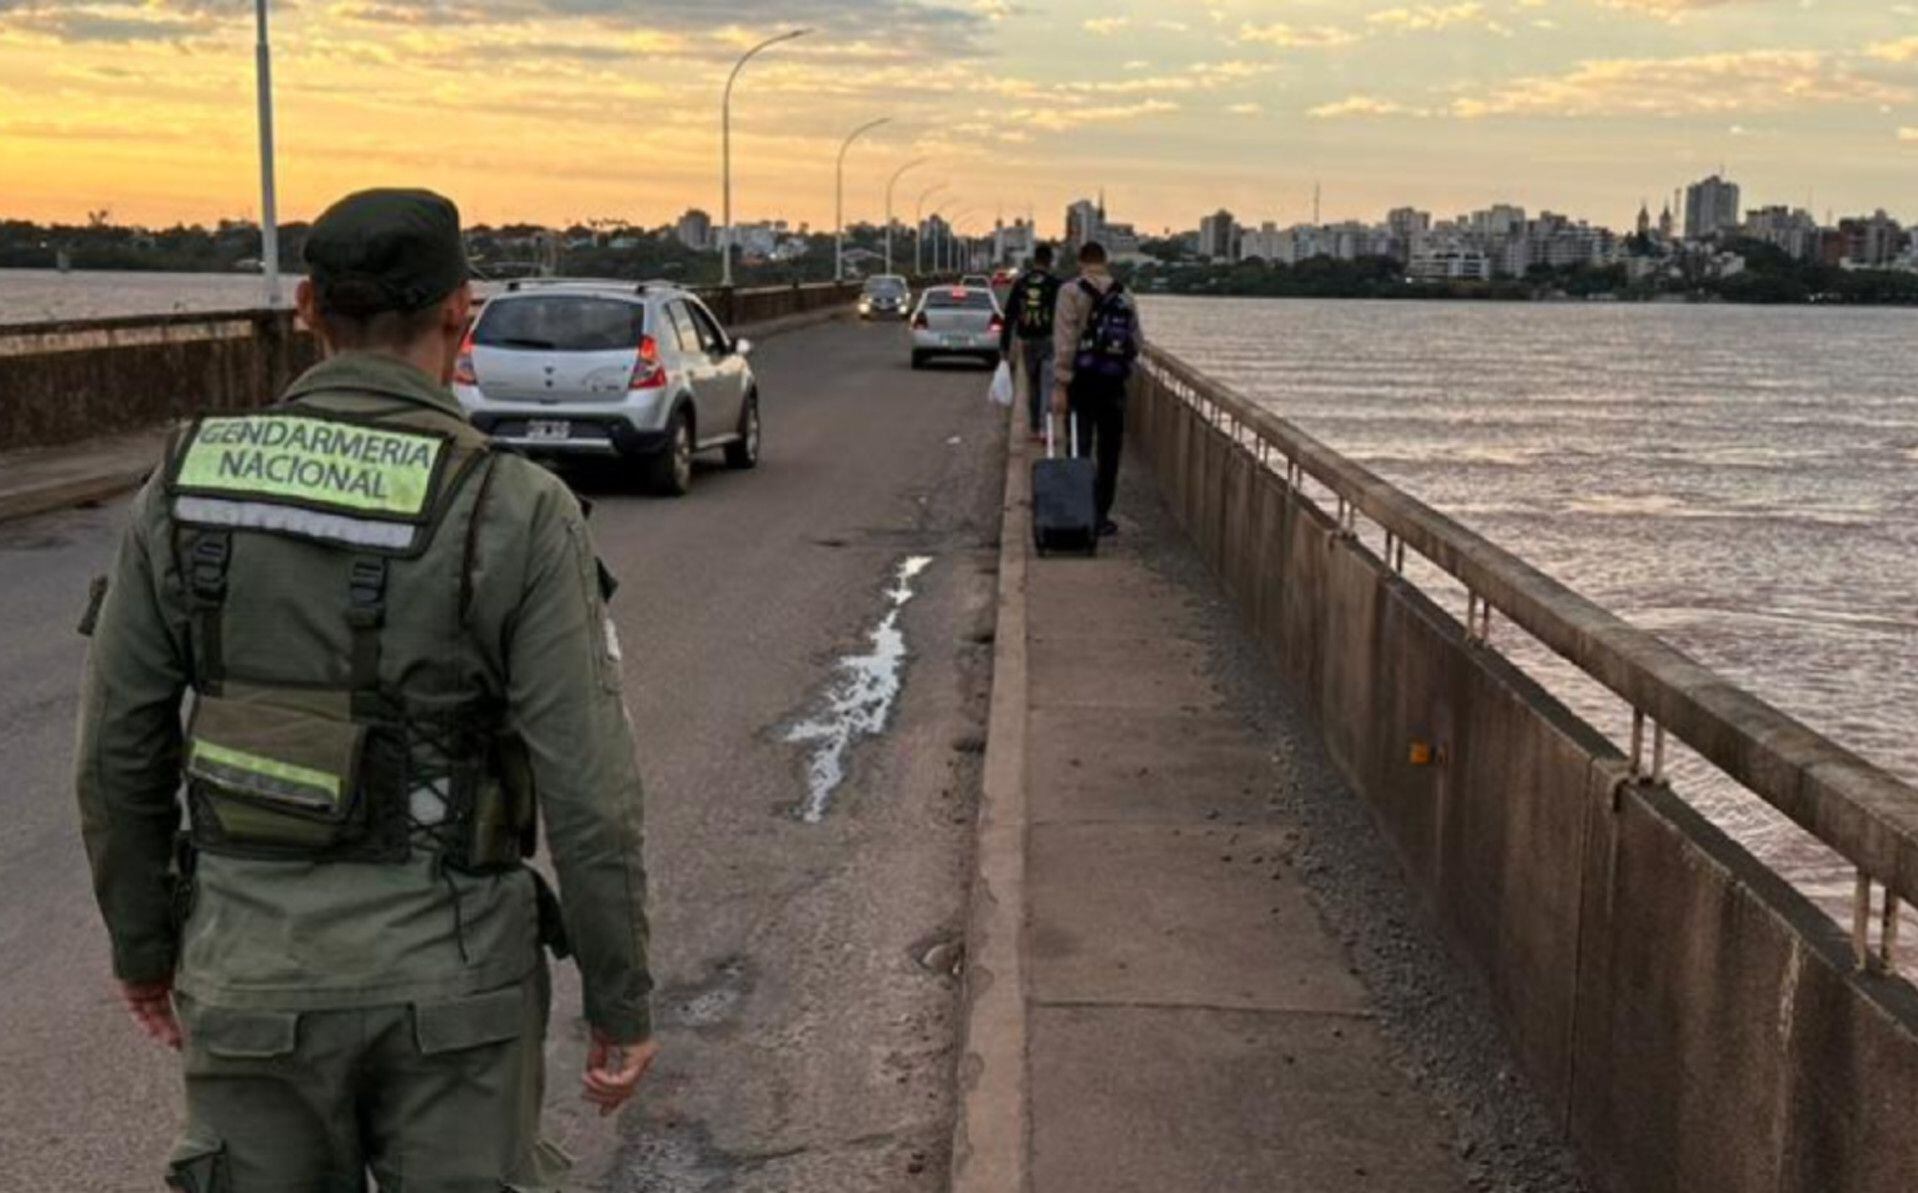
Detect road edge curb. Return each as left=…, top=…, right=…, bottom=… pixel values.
left=948, top=397, right=1031, bottom=1193
left=0, top=466, right=150, bottom=526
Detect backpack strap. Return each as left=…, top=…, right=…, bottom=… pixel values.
left=345, top=554, right=389, bottom=716
left=185, top=530, right=233, bottom=694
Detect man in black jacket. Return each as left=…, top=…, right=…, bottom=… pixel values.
left=999, top=243, right=1063, bottom=440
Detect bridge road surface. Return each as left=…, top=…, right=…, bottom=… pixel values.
left=0, top=316, right=1008, bottom=1191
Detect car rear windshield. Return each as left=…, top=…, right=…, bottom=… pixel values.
left=473, top=296, right=645, bottom=352
left=864, top=277, right=907, bottom=296
left=924, top=289, right=995, bottom=310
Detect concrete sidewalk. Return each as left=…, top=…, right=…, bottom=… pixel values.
left=955, top=422, right=1474, bottom=1193
left=0, top=428, right=166, bottom=523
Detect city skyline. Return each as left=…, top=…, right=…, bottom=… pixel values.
left=2, top=1, right=1915, bottom=232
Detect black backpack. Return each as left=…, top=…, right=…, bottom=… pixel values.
left=1014, top=270, right=1057, bottom=339
left=1073, top=280, right=1138, bottom=381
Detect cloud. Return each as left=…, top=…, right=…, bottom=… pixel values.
left=1589, top=0, right=1764, bottom=15
left=997, top=98, right=1179, bottom=133
left=1308, top=94, right=1432, bottom=117
left=1226, top=102, right=1263, bottom=115
left=1, top=0, right=998, bottom=57
left=1237, top=21, right=1360, bottom=48
left=1867, top=37, right=1918, bottom=64
left=0, top=2, right=228, bottom=44
left=1366, top=3, right=1488, bottom=32
left=1449, top=49, right=1913, bottom=118
left=1902, top=127, right=1918, bottom=142
left=1083, top=16, right=1129, bottom=35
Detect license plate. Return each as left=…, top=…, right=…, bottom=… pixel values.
left=525, top=419, right=571, bottom=442
left=942, top=335, right=965, bottom=347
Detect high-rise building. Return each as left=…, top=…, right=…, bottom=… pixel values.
left=1744, top=206, right=1821, bottom=260
left=1065, top=199, right=1103, bottom=249
left=1387, top=208, right=1432, bottom=262
left=1239, top=222, right=1282, bottom=262
left=676, top=208, right=713, bottom=251
left=1838, top=210, right=1904, bottom=267
left=1683, top=175, right=1741, bottom=240
left=1198, top=210, right=1237, bottom=260
left=1468, top=205, right=1526, bottom=237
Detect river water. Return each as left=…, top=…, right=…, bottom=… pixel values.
left=1143, top=296, right=1918, bottom=908
left=0, top=268, right=300, bottom=322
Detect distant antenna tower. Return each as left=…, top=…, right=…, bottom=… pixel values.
left=1313, top=182, right=1321, bottom=226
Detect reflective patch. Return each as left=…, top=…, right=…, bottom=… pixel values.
left=173, top=496, right=419, bottom=551
left=176, top=414, right=446, bottom=517
left=189, top=739, right=343, bottom=814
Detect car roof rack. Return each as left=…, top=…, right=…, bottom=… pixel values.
left=501, top=277, right=658, bottom=295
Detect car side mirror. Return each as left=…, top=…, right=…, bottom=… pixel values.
left=733, top=338, right=754, bottom=358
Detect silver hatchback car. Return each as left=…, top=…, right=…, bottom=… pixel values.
left=908, top=285, right=1003, bottom=369
left=453, top=280, right=759, bottom=495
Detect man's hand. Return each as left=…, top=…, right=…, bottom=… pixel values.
left=1051, top=392, right=1070, bottom=416
left=120, top=978, right=182, bottom=1050
left=582, top=1031, right=660, bottom=1117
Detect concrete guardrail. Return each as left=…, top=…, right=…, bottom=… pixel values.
left=1130, top=343, right=1918, bottom=1193
left=0, top=280, right=868, bottom=451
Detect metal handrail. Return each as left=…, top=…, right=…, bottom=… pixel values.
left=1140, top=343, right=1918, bottom=936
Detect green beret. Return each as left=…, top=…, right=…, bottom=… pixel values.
left=303, top=188, right=468, bottom=313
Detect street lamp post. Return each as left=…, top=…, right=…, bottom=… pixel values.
left=722, top=28, right=809, bottom=289
left=835, top=117, right=891, bottom=282
left=947, top=208, right=978, bottom=275
left=254, top=0, right=279, bottom=309
left=913, top=182, right=947, bottom=278
left=884, top=157, right=928, bottom=278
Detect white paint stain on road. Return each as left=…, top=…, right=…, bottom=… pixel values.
left=786, top=555, right=934, bottom=823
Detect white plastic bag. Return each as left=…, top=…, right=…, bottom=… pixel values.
left=988, top=360, right=1015, bottom=408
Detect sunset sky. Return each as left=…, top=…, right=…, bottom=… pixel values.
left=2, top=0, right=1914, bottom=236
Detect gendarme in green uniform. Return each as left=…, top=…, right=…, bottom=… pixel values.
left=75, top=190, right=651, bottom=1190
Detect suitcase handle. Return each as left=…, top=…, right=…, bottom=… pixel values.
left=1045, top=410, right=1079, bottom=460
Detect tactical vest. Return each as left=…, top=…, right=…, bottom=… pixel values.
left=164, top=402, right=535, bottom=872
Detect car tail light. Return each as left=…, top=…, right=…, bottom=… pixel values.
left=630, top=335, right=668, bottom=390
left=452, top=330, right=477, bottom=386
left=912, top=312, right=930, bottom=330
left=988, top=314, right=1004, bottom=334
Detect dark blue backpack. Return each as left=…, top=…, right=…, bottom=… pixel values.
left=1074, top=279, right=1138, bottom=381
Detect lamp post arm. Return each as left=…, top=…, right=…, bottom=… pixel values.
left=721, top=28, right=809, bottom=288
left=834, top=116, right=892, bottom=282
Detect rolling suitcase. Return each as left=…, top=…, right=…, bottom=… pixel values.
left=1031, top=413, right=1098, bottom=557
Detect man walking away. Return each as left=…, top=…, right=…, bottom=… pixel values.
left=76, top=187, right=657, bottom=1191
left=1000, top=243, right=1063, bottom=441
left=1052, top=240, right=1143, bottom=536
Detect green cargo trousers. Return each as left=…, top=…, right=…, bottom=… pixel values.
left=163, top=970, right=570, bottom=1192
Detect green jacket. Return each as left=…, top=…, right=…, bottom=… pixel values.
left=75, top=352, right=654, bottom=1042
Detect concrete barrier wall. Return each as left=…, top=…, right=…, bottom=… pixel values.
left=0, top=310, right=317, bottom=450
left=0, top=281, right=864, bottom=451
left=1129, top=351, right=1918, bottom=1193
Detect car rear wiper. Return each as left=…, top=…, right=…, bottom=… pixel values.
left=487, top=336, right=559, bottom=350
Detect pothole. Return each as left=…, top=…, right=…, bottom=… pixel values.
left=784, top=555, right=934, bottom=823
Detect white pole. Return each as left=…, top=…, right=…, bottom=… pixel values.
left=884, top=157, right=928, bottom=278
left=835, top=116, right=891, bottom=282
left=254, top=0, right=279, bottom=309
left=948, top=209, right=977, bottom=276
left=723, top=29, right=809, bottom=289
